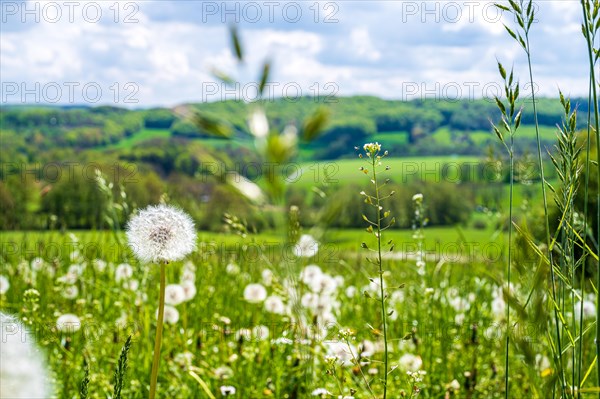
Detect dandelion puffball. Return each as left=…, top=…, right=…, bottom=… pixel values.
left=126, top=204, right=197, bottom=263
left=293, top=234, right=319, bottom=258
left=243, top=283, right=267, bottom=303
left=56, top=314, right=82, bottom=333
left=164, top=284, right=186, bottom=306
left=0, top=312, right=52, bottom=398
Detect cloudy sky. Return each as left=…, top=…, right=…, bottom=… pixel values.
left=0, top=0, right=590, bottom=107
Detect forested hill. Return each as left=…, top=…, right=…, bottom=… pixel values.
left=2, top=96, right=591, bottom=164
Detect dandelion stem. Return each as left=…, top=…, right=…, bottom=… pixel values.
left=149, top=261, right=166, bottom=399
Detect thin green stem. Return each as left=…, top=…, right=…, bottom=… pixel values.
left=149, top=262, right=166, bottom=399
left=372, top=155, right=389, bottom=399
left=579, top=2, right=600, bottom=394
left=505, top=144, right=514, bottom=399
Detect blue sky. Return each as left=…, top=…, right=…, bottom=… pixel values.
left=0, top=0, right=590, bottom=107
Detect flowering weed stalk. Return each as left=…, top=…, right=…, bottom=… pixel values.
left=359, top=142, right=395, bottom=398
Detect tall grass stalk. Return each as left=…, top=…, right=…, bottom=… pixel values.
left=496, top=1, right=567, bottom=395
left=579, top=0, right=600, bottom=394
left=491, top=62, right=521, bottom=399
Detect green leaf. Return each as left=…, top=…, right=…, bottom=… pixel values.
left=210, top=68, right=235, bottom=86
left=302, top=107, right=330, bottom=141
left=258, top=61, right=271, bottom=97
left=229, top=25, right=243, bottom=61
left=193, top=113, right=233, bottom=138
left=495, top=97, right=506, bottom=115
left=497, top=62, right=507, bottom=79
left=514, top=108, right=523, bottom=130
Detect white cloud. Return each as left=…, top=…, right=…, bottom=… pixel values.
left=0, top=1, right=590, bottom=106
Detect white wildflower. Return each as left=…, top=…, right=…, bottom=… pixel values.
left=412, top=193, right=424, bottom=202
left=293, top=234, right=319, bottom=258
left=363, top=142, right=381, bottom=154
left=165, top=284, right=186, bottom=306
left=126, top=204, right=197, bottom=263
left=56, top=314, right=81, bottom=333
left=1, top=312, right=52, bottom=398
left=243, top=283, right=267, bottom=303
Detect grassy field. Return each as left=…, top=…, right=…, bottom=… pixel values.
left=0, top=222, right=552, bottom=398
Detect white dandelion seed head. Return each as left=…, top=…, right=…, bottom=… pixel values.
left=309, top=273, right=338, bottom=294
left=115, top=263, right=133, bottom=283
left=575, top=300, right=596, bottom=323
left=226, top=263, right=240, bottom=275
left=300, top=264, right=323, bottom=285
left=252, top=325, right=270, bottom=341
left=57, top=271, right=78, bottom=285
left=56, top=313, right=81, bottom=333
left=0, top=275, right=9, bottom=295
left=126, top=204, right=197, bottom=263
left=293, top=234, right=319, bottom=258
left=311, top=388, right=332, bottom=396
left=61, top=285, right=79, bottom=299
left=158, top=305, right=180, bottom=324
left=1, top=312, right=52, bottom=398
left=398, top=353, right=423, bottom=372
left=30, top=257, right=45, bottom=271
left=181, top=280, right=197, bottom=301
left=243, top=283, right=267, bottom=303
left=491, top=297, right=506, bottom=320
left=359, top=340, right=376, bottom=358
left=93, top=259, right=107, bottom=273
left=214, top=365, right=234, bottom=379
left=345, top=285, right=357, bottom=298
left=264, top=295, right=286, bottom=315
left=220, top=385, right=237, bottom=396
left=261, top=269, right=274, bottom=286
left=165, top=284, right=186, bottom=306
left=122, top=279, right=139, bottom=291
